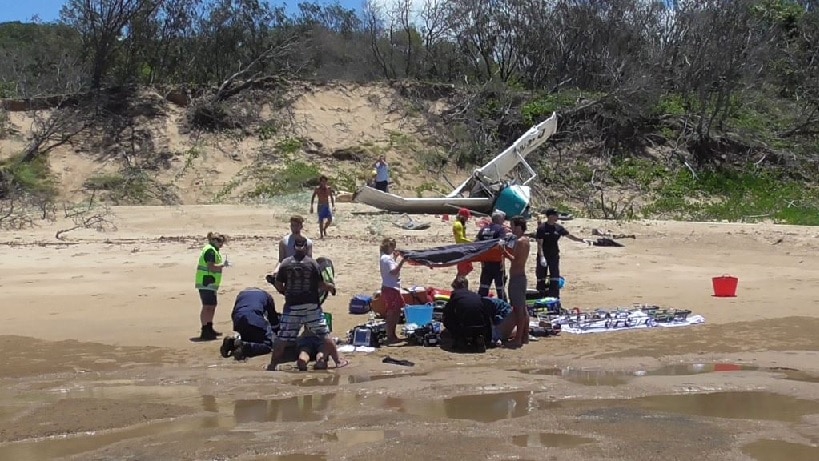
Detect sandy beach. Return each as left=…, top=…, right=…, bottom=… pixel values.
left=1, top=200, right=818, bottom=460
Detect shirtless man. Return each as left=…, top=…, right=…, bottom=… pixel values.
left=505, top=215, right=530, bottom=348
left=310, top=176, right=335, bottom=239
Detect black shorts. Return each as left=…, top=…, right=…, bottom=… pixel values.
left=199, top=289, right=217, bottom=306
left=375, top=181, right=388, bottom=192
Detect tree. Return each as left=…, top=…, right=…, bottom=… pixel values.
left=60, top=0, right=161, bottom=89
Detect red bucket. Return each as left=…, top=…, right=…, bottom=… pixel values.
left=712, top=275, right=738, bottom=297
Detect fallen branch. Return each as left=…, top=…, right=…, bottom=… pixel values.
left=54, top=194, right=117, bottom=240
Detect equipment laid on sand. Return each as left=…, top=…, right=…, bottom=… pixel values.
left=348, top=320, right=388, bottom=347
left=354, top=113, right=558, bottom=216
left=545, top=305, right=705, bottom=335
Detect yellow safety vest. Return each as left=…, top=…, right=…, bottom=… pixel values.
left=195, top=244, right=223, bottom=291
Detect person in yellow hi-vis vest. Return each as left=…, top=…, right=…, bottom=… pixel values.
left=452, top=208, right=474, bottom=277
left=195, top=232, right=230, bottom=340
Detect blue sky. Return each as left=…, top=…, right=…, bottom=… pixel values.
left=0, top=0, right=366, bottom=24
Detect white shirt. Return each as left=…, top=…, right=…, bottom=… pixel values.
left=380, top=254, right=401, bottom=289
left=375, top=162, right=389, bottom=182
left=279, top=234, right=313, bottom=262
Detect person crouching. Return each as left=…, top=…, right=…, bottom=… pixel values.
left=442, top=276, right=493, bottom=352
left=221, top=287, right=279, bottom=361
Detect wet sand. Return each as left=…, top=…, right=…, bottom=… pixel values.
left=0, top=203, right=818, bottom=460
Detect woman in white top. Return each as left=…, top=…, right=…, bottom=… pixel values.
left=379, top=237, right=405, bottom=343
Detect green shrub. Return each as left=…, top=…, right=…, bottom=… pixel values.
left=275, top=137, right=303, bottom=155
left=521, top=90, right=601, bottom=124
left=0, top=154, right=56, bottom=199
left=245, top=160, right=319, bottom=198
left=652, top=94, right=687, bottom=117
left=645, top=168, right=819, bottom=225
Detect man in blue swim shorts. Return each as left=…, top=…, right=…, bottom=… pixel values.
left=310, top=175, right=335, bottom=239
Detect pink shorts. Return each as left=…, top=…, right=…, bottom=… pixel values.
left=381, top=287, right=405, bottom=313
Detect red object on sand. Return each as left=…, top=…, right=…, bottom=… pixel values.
left=441, top=214, right=449, bottom=222
left=713, top=363, right=743, bottom=372
left=712, top=275, right=738, bottom=297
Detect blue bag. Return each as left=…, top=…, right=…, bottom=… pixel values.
left=348, top=294, right=373, bottom=315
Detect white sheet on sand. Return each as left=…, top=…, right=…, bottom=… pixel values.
left=338, top=345, right=376, bottom=353
left=533, top=310, right=705, bottom=335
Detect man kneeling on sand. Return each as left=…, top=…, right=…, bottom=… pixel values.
left=221, top=287, right=279, bottom=361
left=442, top=276, right=493, bottom=351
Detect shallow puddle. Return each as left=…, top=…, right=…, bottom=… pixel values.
left=634, top=391, right=819, bottom=422
left=644, top=363, right=819, bottom=382
left=742, top=439, right=819, bottom=461
left=517, top=363, right=819, bottom=385
left=57, top=383, right=203, bottom=401
left=394, top=391, right=549, bottom=423
left=511, top=432, right=594, bottom=448
left=232, top=394, right=337, bottom=423
left=324, top=429, right=400, bottom=446
left=290, top=373, right=425, bottom=387
left=0, top=415, right=228, bottom=461
left=519, top=367, right=630, bottom=386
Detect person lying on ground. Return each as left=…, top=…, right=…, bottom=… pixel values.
left=222, top=287, right=279, bottom=361
left=296, top=327, right=348, bottom=371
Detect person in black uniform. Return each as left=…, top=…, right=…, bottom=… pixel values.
left=535, top=209, right=589, bottom=298
left=442, top=277, right=493, bottom=352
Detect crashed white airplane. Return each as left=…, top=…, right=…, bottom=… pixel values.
left=354, top=112, right=558, bottom=216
